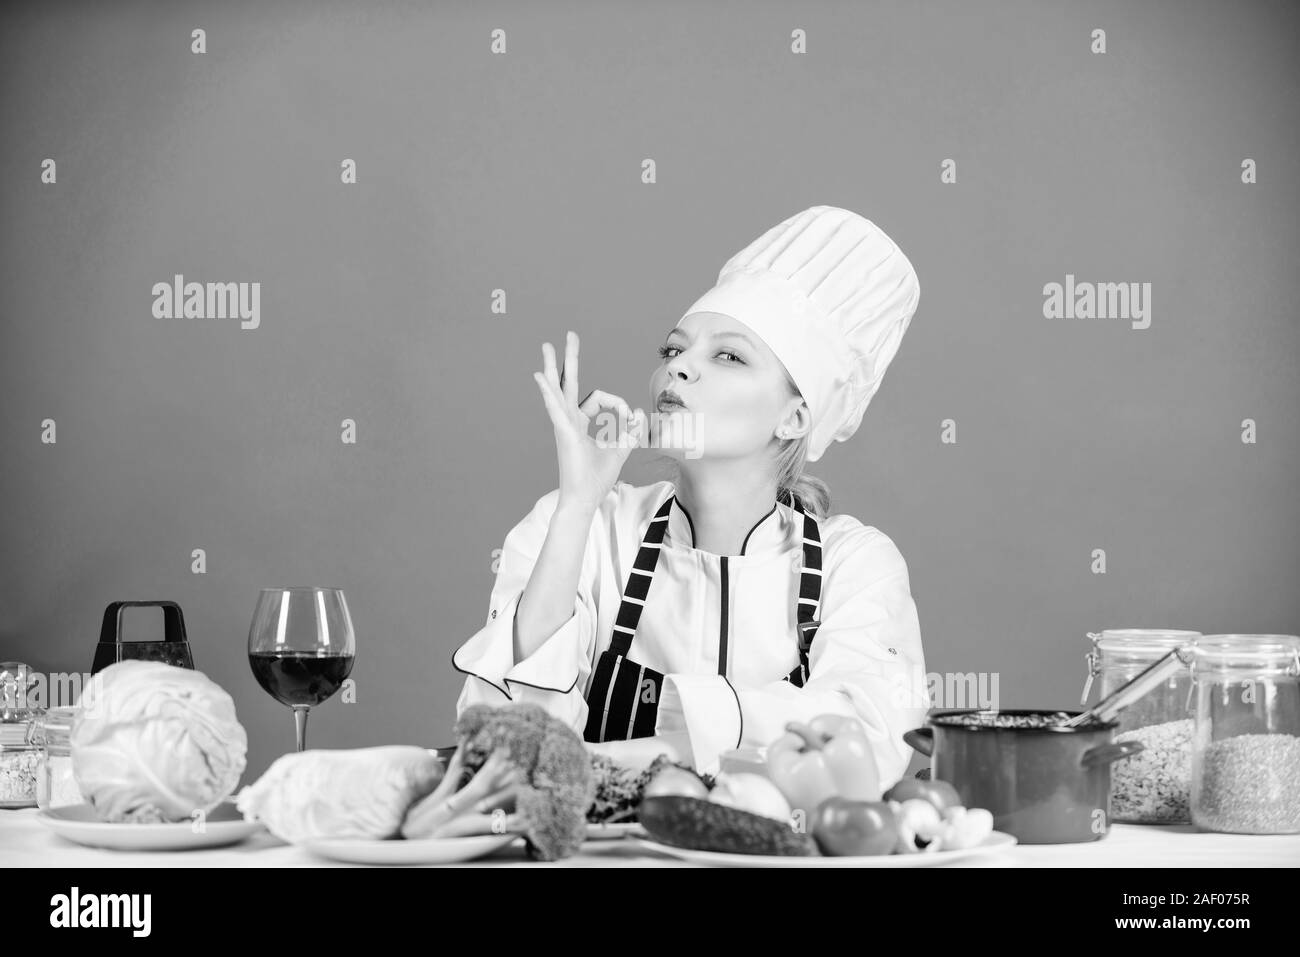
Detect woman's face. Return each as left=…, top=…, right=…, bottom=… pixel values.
left=648, top=311, right=806, bottom=460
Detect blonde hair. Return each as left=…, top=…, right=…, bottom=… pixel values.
left=773, top=426, right=831, bottom=520
left=771, top=368, right=830, bottom=519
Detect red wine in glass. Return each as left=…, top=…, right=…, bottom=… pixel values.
left=247, top=588, right=357, bottom=751
left=249, top=650, right=355, bottom=707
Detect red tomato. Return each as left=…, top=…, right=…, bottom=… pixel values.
left=811, top=797, right=898, bottom=856
left=882, top=778, right=962, bottom=813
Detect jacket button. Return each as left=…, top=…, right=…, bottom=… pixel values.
left=490, top=609, right=498, bottom=619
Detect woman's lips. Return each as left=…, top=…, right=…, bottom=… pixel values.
left=656, top=390, right=688, bottom=412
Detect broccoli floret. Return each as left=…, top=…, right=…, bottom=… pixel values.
left=588, top=753, right=716, bottom=823
left=644, top=753, right=715, bottom=790
left=452, top=703, right=596, bottom=861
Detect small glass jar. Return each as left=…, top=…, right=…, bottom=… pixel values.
left=32, top=706, right=84, bottom=811
left=0, top=661, right=41, bottom=809
left=0, top=735, right=41, bottom=809
left=1190, top=634, right=1300, bottom=834
left=1081, top=629, right=1201, bottom=823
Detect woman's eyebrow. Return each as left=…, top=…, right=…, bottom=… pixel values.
left=667, top=329, right=756, bottom=349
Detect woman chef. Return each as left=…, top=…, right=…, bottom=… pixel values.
left=452, top=205, right=928, bottom=783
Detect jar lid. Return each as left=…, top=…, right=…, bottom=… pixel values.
left=0, top=726, right=36, bottom=750
left=1193, top=634, right=1300, bottom=672
left=36, top=705, right=79, bottom=729
left=0, top=662, right=43, bottom=749
left=0, top=661, right=38, bottom=722
left=30, top=706, right=79, bottom=749
left=1089, top=629, right=1202, bottom=655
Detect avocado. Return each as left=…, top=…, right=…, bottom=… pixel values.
left=639, top=795, right=820, bottom=856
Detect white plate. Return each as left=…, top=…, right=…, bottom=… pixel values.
left=302, top=833, right=518, bottom=865
left=37, top=800, right=264, bottom=851
left=628, top=830, right=1017, bottom=867
left=586, top=821, right=646, bottom=841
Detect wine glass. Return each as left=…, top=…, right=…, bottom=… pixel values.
left=248, top=587, right=356, bottom=752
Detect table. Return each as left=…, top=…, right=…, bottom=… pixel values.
left=3, top=807, right=1298, bottom=866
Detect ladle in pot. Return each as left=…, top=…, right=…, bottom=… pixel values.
left=1061, top=644, right=1196, bottom=728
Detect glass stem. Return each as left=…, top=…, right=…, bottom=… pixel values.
left=293, top=706, right=310, bottom=752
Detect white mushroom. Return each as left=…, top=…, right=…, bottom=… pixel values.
left=891, top=798, right=944, bottom=853
left=933, top=806, right=994, bottom=851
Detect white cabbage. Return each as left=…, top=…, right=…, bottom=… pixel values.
left=234, top=746, right=444, bottom=843
left=71, top=660, right=248, bottom=823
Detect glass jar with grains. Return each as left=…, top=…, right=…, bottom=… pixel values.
left=0, top=661, right=42, bottom=809
left=1190, top=635, right=1300, bottom=835
left=33, top=706, right=84, bottom=811
left=1081, top=629, right=1201, bottom=824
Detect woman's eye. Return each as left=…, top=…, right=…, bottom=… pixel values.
left=657, top=344, right=744, bottom=364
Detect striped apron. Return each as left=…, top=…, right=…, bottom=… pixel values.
left=581, top=490, right=824, bottom=743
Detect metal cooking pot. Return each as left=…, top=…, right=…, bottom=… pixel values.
left=903, top=709, right=1144, bottom=844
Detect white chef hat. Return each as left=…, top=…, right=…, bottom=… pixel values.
left=675, top=205, right=920, bottom=463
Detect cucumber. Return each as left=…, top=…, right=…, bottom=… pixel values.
left=639, top=795, right=819, bottom=856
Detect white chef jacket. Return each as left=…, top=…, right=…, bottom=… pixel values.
left=452, top=480, right=928, bottom=783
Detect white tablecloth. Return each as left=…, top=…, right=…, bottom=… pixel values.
left=3, top=807, right=1298, bottom=867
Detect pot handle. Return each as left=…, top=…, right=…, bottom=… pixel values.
left=1081, top=740, right=1144, bottom=767
left=903, top=727, right=934, bottom=757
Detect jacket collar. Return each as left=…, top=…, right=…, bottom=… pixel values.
left=663, top=489, right=795, bottom=558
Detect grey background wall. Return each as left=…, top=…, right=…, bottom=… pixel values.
left=2, top=0, right=1297, bottom=784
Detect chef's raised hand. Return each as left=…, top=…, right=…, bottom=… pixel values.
left=533, top=331, right=647, bottom=513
